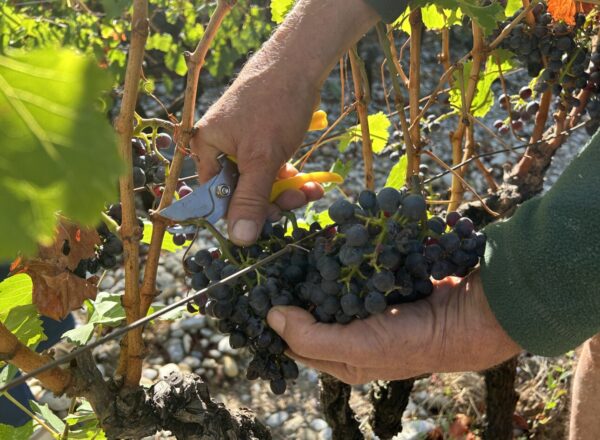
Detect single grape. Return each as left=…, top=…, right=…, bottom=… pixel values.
left=103, top=235, right=123, bottom=255
left=358, top=190, right=378, bottom=214
left=317, top=256, right=341, bottom=281
left=519, top=86, right=532, bottom=100
left=184, top=256, right=202, bottom=273
left=322, top=295, right=341, bottom=315
left=191, top=272, right=209, bottom=290
left=440, top=231, right=461, bottom=252
left=194, top=250, right=213, bottom=268
left=328, top=199, right=355, bottom=224
left=132, top=166, right=146, bottom=188
left=377, top=187, right=401, bottom=214
left=229, top=331, right=248, bottom=349
left=131, top=138, right=146, bottom=156
left=344, top=224, right=369, bottom=247
left=270, top=378, right=287, bottom=395
left=340, top=293, right=362, bottom=316
left=445, top=211, right=461, bottom=227
left=338, top=245, right=364, bottom=267
left=401, top=194, right=426, bottom=220
left=364, top=291, right=387, bottom=314
left=155, top=133, right=172, bottom=149
left=281, top=358, right=299, bottom=380
left=172, top=234, right=186, bottom=246
left=372, top=270, right=395, bottom=292
left=454, top=217, right=474, bottom=238
left=427, top=216, right=446, bottom=235
left=249, top=285, right=270, bottom=313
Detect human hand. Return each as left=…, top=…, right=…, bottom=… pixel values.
left=266, top=271, right=522, bottom=384
left=190, top=0, right=380, bottom=246
left=191, top=62, right=322, bottom=245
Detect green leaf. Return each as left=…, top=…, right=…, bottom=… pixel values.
left=0, top=365, right=19, bottom=388
left=504, top=0, right=521, bottom=17
left=326, top=159, right=352, bottom=192
left=0, top=274, right=32, bottom=313
left=449, top=56, right=515, bottom=118
left=2, top=305, right=45, bottom=348
left=147, top=303, right=186, bottom=321
left=141, top=221, right=192, bottom=253
left=408, top=0, right=503, bottom=34
left=421, top=4, right=463, bottom=30
left=270, top=0, right=295, bottom=24
left=0, top=48, right=123, bottom=260
left=338, top=112, right=391, bottom=154
left=100, top=0, right=130, bottom=19
left=64, top=400, right=106, bottom=439
left=385, top=154, right=408, bottom=189
left=0, top=421, right=32, bottom=440
left=146, top=33, right=174, bottom=53
left=455, top=0, right=504, bottom=34
left=63, top=292, right=125, bottom=345
left=30, top=401, right=66, bottom=434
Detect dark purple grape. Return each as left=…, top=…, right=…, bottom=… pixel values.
left=155, top=133, right=172, bottom=149
left=364, top=291, right=387, bottom=314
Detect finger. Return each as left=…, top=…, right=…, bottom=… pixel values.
left=267, top=306, right=360, bottom=363
left=299, top=181, right=324, bottom=202
left=278, top=163, right=299, bottom=179
left=287, top=351, right=423, bottom=385
left=274, top=189, right=308, bottom=211
left=227, top=154, right=281, bottom=246
left=189, top=125, right=222, bottom=183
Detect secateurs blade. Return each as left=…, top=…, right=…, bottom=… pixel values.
left=156, top=154, right=344, bottom=233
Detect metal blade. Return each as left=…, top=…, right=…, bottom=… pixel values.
left=157, top=180, right=216, bottom=222
left=156, top=155, right=239, bottom=226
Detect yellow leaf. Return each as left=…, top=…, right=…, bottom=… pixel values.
left=547, top=0, right=576, bottom=25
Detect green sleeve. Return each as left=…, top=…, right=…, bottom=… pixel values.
left=481, top=131, right=600, bottom=356
left=363, top=0, right=409, bottom=23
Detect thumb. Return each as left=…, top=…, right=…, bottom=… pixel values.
left=267, top=306, right=350, bottom=362
left=227, top=161, right=279, bottom=245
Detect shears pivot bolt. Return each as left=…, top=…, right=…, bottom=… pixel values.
left=216, top=184, right=231, bottom=198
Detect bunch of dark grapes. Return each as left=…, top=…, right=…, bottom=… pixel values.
left=68, top=221, right=124, bottom=280
left=182, top=187, right=486, bottom=394
left=131, top=134, right=172, bottom=189
left=495, top=5, right=590, bottom=121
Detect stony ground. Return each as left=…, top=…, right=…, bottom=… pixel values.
left=28, top=29, right=590, bottom=439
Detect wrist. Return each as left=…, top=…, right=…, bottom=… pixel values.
left=246, top=0, right=379, bottom=89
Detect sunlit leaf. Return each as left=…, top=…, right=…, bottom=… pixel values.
left=0, top=48, right=123, bottom=259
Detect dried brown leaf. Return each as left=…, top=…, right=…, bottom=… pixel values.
left=14, top=219, right=101, bottom=319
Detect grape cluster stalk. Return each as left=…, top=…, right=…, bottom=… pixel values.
left=183, top=187, right=487, bottom=394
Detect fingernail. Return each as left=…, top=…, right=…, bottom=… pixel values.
left=268, top=309, right=286, bottom=334
left=231, top=219, right=258, bottom=244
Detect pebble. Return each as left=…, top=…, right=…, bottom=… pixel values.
left=222, top=355, right=239, bottom=378
left=283, top=415, right=305, bottom=433
left=113, top=279, right=125, bottom=292
left=202, top=358, right=218, bottom=369
left=208, top=349, right=221, bottom=359
left=142, top=368, right=158, bottom=381
left=319, top=427, right=332, bottom=440
left=179, top=316, right=206, bottom=332
left=166, top=338, right=185, bottom=362
left=99, top=275, right=115, bottom=290
left=200, top=328, right=213, bottom=338
left=38, top=392, right=71, bottom=411
left=29, top=385, right=43, bottom=398
left=310, top=418, right=328, bottom=432
left=183, top=334, right=193, bottom=353
left=170, top=329, right=185, bottom=338
left=395, top=419, right=436, bottom=440
left=199, top=339, right=210, bottom=349
left=181, top=356, right=201, bottom=370
left=158, top=363, right=180, bottom=378
left=304, top=369, right=319, bottom=384
left=295, top=427, right=319, bottom=440
left=209, top=334, right=223, bottom=344
left=266, top=411, right=289, bottom=428
left=218, top=336, right=236, bottom=355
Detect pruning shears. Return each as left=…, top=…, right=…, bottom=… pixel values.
left=156, top=110, right=343, bottom=232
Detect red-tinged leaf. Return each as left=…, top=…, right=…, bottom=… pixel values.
left=449, top=414, right=472, bottom=439
left=548, top=0, right=576, bottom=25
left=426, top=427, right=444, bottom=440
left=513, top=413, right=530, bottom=431
left=10, top=257, right=22, bottom=272
left=13, top=219, right=100, bottom=320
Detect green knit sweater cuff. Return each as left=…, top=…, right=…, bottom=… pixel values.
left=364, top=0, right=408, bottom=23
